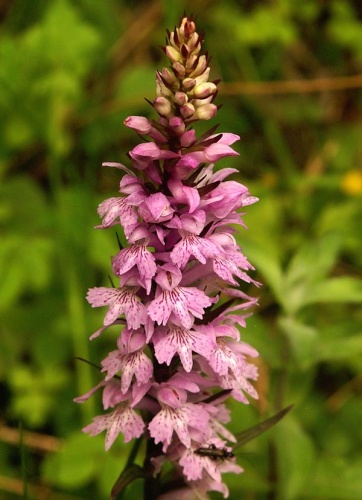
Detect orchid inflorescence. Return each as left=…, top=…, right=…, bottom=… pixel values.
left=75, top=15, right=260, bottom=499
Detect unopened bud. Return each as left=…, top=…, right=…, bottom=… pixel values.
left=168, top=31, right=178, bottom=49
left=180, top=129, right=196, bottom=147
left=194, top=68, right=211, bottom=86
left=169, top=117, right=185, bottom=135
left=166, top=45, right=182, bottom=64
left=189, top=55, right=208, bottom=78
left=190, top=42, right=202, bottom=58
left=187, top=33, right=200, bottom=51
left=194, top=103, right=217, bottom=121
left=185, top=55, right=198, bottom=71
left=156, top=73, right=173, bottom=98
left=124, top=116, right=151, bottom=134
left=161, top=67, right=177, bottom=86
left=174, top=92, right=188, bottom=105
left=192, top=96, right=213, bottom=108
left=178, top=17, right=196, bottom=42
left=192, top=82, right=217, bottom=99
left=180, top=102, right=195, bottom=118
left=172, top=62, right=186, bottom=78
left=153, top=97, right=173, bottom=117
left=182, top=78, right=196, bottom=91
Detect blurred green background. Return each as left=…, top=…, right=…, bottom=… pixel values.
left=1, top=0, right=362, bottom=498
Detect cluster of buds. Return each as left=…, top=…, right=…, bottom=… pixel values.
left=75, top=16, right=260, bottom=499
left=155, top=18, right=218, bottom=122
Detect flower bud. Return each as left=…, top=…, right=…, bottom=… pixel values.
left=161, top=67, right=178, bottom=86
left=178, top=17, right=196, bottom=42
left=189, top=55, right=208, bottom=78
left=166, top=45, right=183, bottom=63
left=124, top=116, right=151, bottom=134
left=172, top=62, right=186, bottom=78
left=124, top=118, right=168, bottom=143
left=153, top=97, right=173, bottom=117
left=192, top=82, right=217, bottom=99
left=185, top=55, right=198, bottom=71
left=182, top=78, right=196, bottom=91
left=194, top=67, right=211, bottom=86
left=187, top=32, right=200, bottom=51
left=174, top=92, right=188, bottom=105
left=168, top=31, right=178, bottom=49
left=180, top=103, right=195, bottom=118
left=193, top=103, right=217, bottom=121
left=192, top=96, right=213, bottom=107
left=190, top=43, right=202, bottom=58
left=156, top=73, right=173, bottom=98
left=180, top=129, right=196, bottom=147
left=168, top=116, right=185, bottom=135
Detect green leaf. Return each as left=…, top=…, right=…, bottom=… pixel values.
left=316, top=333, right=362, bottom=362
left=305, top=277, right=362, bottom=304
left=9, top=365, right=69, bottom=426
left=233, top=405, right=293, bottom=451
left=0, top=176, right=50, bottom=232
left=316, top=201, right=362, bottom=255
left=237, top=7, right=298, bottom=46
left=286, top=233, right=342, bottom=286
left=240, top=239, right=284, bottom=304
left=274, top=417, right=316, bottom=500
left=279, top=317, right=319, bottom=368
left=41, top=432, right=104, bottom=488
left=23, top=0, right=102, bottom=78
left=110, top=464, right=145, bottom=500
left=305, top=456, right=362, bottom=498
left=0, top=0, right=102, bottom=156
left=0, top=235, right=53, bottom=311
left=282, top=233, right=343, bottom=313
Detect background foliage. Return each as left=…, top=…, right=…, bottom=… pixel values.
left=1, top=0, right=362, bottom=498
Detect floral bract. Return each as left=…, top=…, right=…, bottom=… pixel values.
left=75, top=15, right=260, bottom=498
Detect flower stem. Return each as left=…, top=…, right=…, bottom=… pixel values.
left=143, top=438, right=161, bottom=500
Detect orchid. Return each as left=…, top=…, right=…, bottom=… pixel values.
left=76, top=15, right=262, bottom=499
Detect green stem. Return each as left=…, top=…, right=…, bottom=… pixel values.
left=143, top=438, right=161, bottom=500
left=126, top=436, right=143, bottom=468
left=66, top=259, right=96, bottom=425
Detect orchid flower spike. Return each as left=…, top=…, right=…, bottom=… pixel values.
left=75, top=15, right=260, bottom=499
